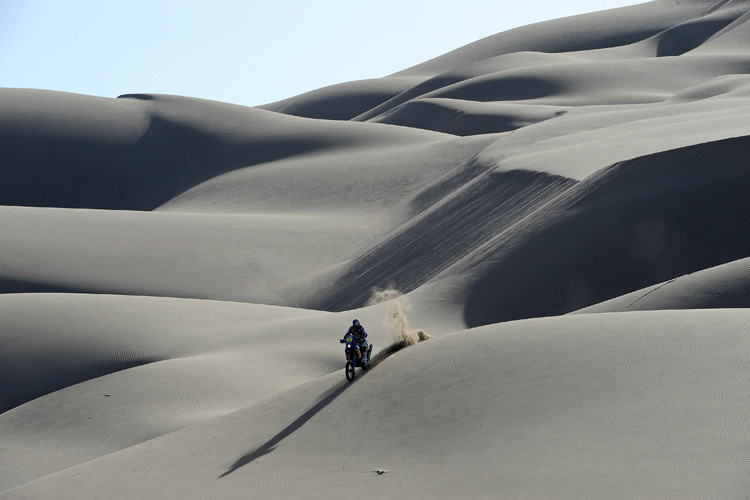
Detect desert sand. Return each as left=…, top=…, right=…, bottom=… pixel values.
left=4, top=0, right=750, bottom=498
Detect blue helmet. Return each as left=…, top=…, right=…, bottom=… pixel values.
left=352, top=319, right=359, bottom=326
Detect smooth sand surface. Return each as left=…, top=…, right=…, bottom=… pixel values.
left=5, top=0, right=750, bottom=498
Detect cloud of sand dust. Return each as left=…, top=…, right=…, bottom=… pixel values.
left=367, top=288, right=433, bottom=347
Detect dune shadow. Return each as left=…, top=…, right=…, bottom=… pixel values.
left=219, top=343, right=404, bottom=478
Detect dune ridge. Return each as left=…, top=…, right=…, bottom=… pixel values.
left=6, top=0, right=750, bottom=497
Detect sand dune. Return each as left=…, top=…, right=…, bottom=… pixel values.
left=0, top=90, right=446, bottom=211
left=451, top=135, right=750, bottom=326
left=6, top=311, right=750, bottom=498
left=573, top=256, right=750, bottom=313
left=0, top=205, right=390, bottom=304
left=259, top=77, right=423, bottom=120
left=6, top=0, right=750, bottom=497
left=370, top=98, right=570, bottom=136
left=392, top=0, right=710, bottom=77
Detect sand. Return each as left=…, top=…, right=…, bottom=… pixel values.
left=5, top=0, right=750, bottom=497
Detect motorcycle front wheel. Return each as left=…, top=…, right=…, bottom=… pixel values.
left=345, top=361, right=356, bottom=381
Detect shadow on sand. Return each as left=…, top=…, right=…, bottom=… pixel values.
left=219, top=342, right=404, bottom=478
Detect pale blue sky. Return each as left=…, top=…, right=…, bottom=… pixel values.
left=1, top=0, right=647, bottom=107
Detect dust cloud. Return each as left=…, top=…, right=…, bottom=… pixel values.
left=367, top=288, right=433, bottom=347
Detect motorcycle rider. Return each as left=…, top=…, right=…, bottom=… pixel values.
left=341, top=319, right=369, bottom=363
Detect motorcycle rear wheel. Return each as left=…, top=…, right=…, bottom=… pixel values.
left=361, top=345, right=372, bottom=370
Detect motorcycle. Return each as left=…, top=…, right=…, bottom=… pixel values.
left=341, top=334, right=373, bottom=381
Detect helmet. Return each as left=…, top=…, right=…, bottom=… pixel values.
left=352, top=319, right=359, bottom=326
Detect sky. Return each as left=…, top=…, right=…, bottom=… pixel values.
left=1, top=0, right=648, bottom=108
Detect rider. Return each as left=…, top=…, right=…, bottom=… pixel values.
left=341, top=319, right=369, bottom=363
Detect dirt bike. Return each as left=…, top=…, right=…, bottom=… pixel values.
left=341, top=334, right=373, bottom=382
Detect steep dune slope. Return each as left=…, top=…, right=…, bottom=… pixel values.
left=448, top=136, right=750, bottom=326
left=313, top=169, right=576, bottom=311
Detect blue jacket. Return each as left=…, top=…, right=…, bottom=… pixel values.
left=343, top=324, right=367, bottom=343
